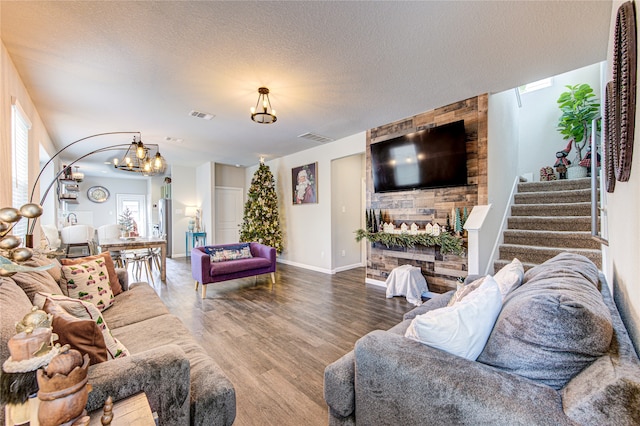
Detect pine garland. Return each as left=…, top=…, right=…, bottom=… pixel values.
left=239, top=163, right=284, bottom=253
left=354, top=229, right=465, bottom=256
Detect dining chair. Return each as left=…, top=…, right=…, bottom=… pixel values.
left=97, top=224, right=125, bottom=267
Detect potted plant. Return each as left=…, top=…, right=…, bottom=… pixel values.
left=556, top=84, right=600, bottom=177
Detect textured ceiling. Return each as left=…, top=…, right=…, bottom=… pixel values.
left=1, top=1, right=612, bottom=175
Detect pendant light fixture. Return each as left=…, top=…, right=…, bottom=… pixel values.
left=113, top=136, right=166, bottom=176
left=250, top=87, right=277, bottom=124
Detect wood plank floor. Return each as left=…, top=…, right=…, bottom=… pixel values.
left=135, top=257, right=413, bottom=425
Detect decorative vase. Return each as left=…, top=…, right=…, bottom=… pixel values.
left=37, top=351, right=91, bottom=426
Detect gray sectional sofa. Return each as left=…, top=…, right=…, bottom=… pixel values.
left=324, top=253, right=640, bottom=425
left=0, top=255, right=235, bottom=425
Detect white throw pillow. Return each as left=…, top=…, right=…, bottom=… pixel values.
left=405, top=275, right=502, bottom=360
left=493, top=258, right=524, bottom=299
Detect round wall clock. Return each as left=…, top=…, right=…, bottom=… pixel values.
left=87, top=186, right=110, bottom=203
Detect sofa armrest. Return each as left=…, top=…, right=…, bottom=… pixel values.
left=250, top=242, right=276, bottom=264
left=115, top=268, right=129, bottom=291
left=87, top=344, right=190, bottom=425
left=191, top=247, right=210, bottom=282
left=324, top=350, right=355, bottom=418
left=403, top=290, right=454, bottom=320
left=353, top=330, right=573, bottom=425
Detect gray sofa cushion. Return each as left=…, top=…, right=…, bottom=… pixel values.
left=478, top=253, right=613, bottom=390
left=112, top=314, right=236, bottom=425
left=101, top=282, right=169, bottom=329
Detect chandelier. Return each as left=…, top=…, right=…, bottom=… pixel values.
left=250, top=87, right=277, bottom=124
left=113, top=137, right=166, bottom=176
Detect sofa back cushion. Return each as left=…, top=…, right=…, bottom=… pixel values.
left=477, top=253, right=613, bottom=390
left=0, top=277, right=35, bottom=365
left=11, top=259, right=63, bottom=302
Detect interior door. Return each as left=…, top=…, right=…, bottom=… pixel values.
left=215, top=187, right=244, bottom=244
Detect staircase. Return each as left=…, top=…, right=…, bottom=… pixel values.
left=494, top=178, right=601, bottom=272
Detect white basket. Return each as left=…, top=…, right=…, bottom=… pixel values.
left=567, top=166, right=588, bottom=179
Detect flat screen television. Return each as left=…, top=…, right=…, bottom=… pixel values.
left=371, top=120, right=468, bottom=193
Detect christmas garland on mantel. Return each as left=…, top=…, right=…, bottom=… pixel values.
left=355, top=229, right=465, bottom=256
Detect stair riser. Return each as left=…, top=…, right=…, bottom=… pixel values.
left=498, top=246, right=601, bottom=268
left=494, top=259, right=536, bottom=273
left=507, top=217, right=593, bottom=232
left=514, top=190, right=592, bottom=205
left=503, top=234, right=601, bottom=250
left=518, top=178, right=592, bottom=193
left=511, top=204, right=591, bottom=217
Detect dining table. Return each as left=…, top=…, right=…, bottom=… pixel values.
left=98, top=237, right=167, bottom=281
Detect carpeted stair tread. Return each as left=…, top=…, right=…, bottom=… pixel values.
left=503, top=230, right=601, bottom=249
left=511, top=202, right=591, bottom=217
left=498, top=244, right=601, bottom=268
left=507, top=216, right=593, bottom=231
left=514, top=188, right=593, bottom=205
left=517, top=178, right=592, bottom=193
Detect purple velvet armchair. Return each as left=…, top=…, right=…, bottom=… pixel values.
left=191, top=242, right=276, bottom=298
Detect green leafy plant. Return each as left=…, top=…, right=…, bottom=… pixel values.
left=354, top=229, right=464, bottom=256
left=556, top=83, right=600, bottom=161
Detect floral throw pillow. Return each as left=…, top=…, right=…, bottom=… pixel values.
left=205, top=243, right=253, bottom=263
left=34, top=292, right=129, bottom=360
left=60, top=259, right=115, bottom=311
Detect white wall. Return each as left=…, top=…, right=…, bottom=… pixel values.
left=331, top=153, right=365, bottom=271
left=1, top=40, right=55, bottom=245
left=196, top=162, right=215, bottom=238
left=484, top=89, right=520, bottom=274
left=170, top=165, right=197, bottom=257
left=517, top=63, right=602, bottom=180
left=247, top=132, right=366, bottom=273
left=215, top=163, right=245, bottom=188
left=604, top=0, right=640, bottom=354
left=63, top=176, right=147, bottom=227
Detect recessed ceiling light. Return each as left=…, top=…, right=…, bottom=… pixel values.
left=165, top=136, right=183, bottom=143
left=188, top=110, right=215, bottom=120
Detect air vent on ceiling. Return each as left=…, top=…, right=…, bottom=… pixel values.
left=164, top=136, right=183, bottom=143
left=297, top=132, right=334, bottom=144
left=188, top=110, right=215, bottom=120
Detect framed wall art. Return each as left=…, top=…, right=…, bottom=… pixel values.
left=292, top=162, right=317, bottom=204
left=612, top=0, right=637, bottom=182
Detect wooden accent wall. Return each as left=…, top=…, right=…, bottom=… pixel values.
left=366, top=94, right=488, bottom=293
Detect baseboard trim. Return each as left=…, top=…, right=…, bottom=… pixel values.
left=332, top=263, right=365, bottom=274
left=277, top=258, right=333, bottom=274
left=365, top=278, right=386, bottom=288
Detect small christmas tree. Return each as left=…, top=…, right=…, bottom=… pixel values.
left=239, top=162, right=283, bottom=253
left=118, top=208, right=134, bottom=234
left=454, top=207, right=463, bottom=235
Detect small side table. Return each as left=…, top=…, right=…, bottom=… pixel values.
left=186, top=231, right=207, bottom=257
left=89, top=392, right=156, bottom=425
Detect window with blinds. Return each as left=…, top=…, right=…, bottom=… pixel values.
left=12, top=100, right=32, bottom=239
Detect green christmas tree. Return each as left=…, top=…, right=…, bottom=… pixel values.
left=454, top=207, right=463, bottom=234
left=239, top=162, right=284, bottom=253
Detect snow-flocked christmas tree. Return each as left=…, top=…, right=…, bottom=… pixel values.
left=239, top=162, right=283, bottom=253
